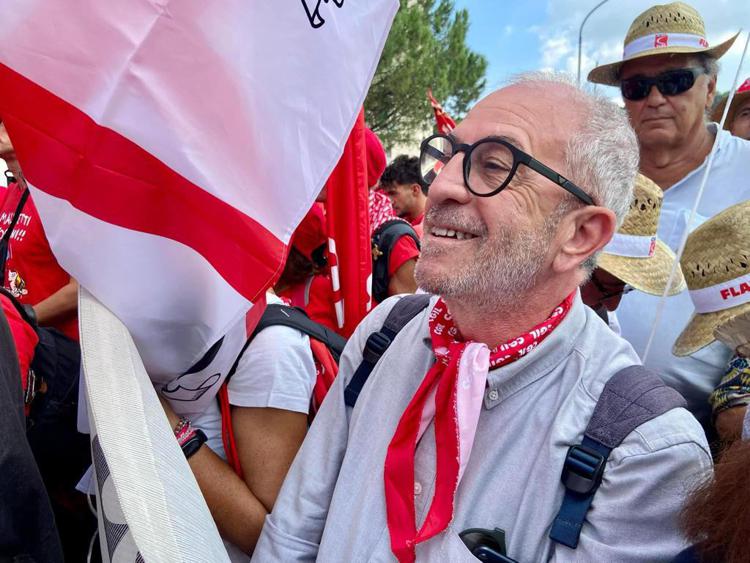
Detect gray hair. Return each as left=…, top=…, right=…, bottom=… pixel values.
left=693, top=54, right=720, bottom=122
left=696, top=54, right=719, bottom=78
left=507, top=71, right=640, bottom=270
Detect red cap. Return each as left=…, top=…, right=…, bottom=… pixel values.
left=365, top=127, right=386, bottom=189
left=291, top=203, right=327, bottom=261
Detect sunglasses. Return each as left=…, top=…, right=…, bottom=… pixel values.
left=620, top=68, right=703, bottom=102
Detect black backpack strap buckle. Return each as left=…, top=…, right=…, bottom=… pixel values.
left=550, top=365, right=687, bottom=549
left=560, top=444, right=606, bottom=495
left=362, top=332, right=391, bottom=364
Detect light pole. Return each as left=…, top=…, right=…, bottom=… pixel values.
left=577, top=0, right=611, bottom=86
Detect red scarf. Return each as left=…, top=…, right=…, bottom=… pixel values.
left=384, top=293, right=575, bottom=562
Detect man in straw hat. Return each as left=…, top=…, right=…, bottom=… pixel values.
left=253, top=72, right=710, bottom=562
left=673, top=201, right=750, bottom=433
left=712, top=77, right=750, bottom=140
left=589, top=2, right=750, bottom=426
left=582, top=174, right=686, bottom=323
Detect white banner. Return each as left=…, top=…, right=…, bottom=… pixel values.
left=80, top=287, right=229, bottom=561
left=624, top=32, right=709, bottom=57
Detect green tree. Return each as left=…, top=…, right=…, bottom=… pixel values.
left=365, top=0, right=487, bottom=149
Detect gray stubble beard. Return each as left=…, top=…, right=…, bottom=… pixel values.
left=415, top=204, right=560, bottom=313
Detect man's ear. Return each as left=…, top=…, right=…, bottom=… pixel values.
left=411, top=183, right=422, bottom=196
left=552, top=206, right=616, bottom=274
left=705, top=74, right=718, bottom=111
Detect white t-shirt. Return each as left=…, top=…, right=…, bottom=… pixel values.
left=617, top=126, right=750, bottom=425
left=193, top=296, right=316, bottom=458
left=192, top=294, right=316, bottom=561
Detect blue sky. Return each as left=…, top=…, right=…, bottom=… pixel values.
left=454, top=0, right=750, bottom=100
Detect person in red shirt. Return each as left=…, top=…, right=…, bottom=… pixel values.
left=380, top=155, right=427, bottom=238
left=0, top=123, right=78, bottom=341
left=365, top=130, right=419, bottom=300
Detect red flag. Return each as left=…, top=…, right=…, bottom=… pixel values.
left=325, top=109, right=372, bottom=337
left=427, top=90, right=457, bottom=135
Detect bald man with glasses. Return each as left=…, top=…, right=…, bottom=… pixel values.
left=252, top=72, right=710, bottom=563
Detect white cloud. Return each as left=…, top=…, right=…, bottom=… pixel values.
left=504, top=25, right=514, bottom=36
left=534, top=0, right=750, bottom=94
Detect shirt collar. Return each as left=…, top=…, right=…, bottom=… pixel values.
left=418, top=292, right=588, bottom=410
left=483, top=292, right=586, bottom=409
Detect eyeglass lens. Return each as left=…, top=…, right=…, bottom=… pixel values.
left=420, top=137, right=516, bottom=195
left=621, top=69, right=697, bottom=101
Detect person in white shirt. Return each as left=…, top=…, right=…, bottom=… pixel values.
left=672, top=203, right=750, bottom=444
left=160, top=292, right=316, bottom=561
left=588, top=1, right=750, bottom=426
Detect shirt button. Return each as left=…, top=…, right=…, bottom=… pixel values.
left=414, top=482, right=423, bottom=495
left=488, top=389, right=499, bottom=401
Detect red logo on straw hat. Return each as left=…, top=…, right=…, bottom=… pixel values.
left=654, top=34, right=669, bottom=48
left=648, top=237, right=657, bottom=257
left=721, top=282, right=750, bottom=301
left=699, top=38, right=709, bottom=48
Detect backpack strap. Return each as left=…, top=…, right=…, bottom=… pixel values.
left=371, top=219, right=421, bottom=303
left=251, top=304, right=346, bottom=362
left=219, top=303, right=347, bottom=475
left=223, top=304, right=346, bottom=386
left=0, top=186, right=30, bottom=282
left=549, top=365, right=686, bottom=549
left=0, top=287, right=36, bottom=329
left=344, top=293, right=431, bottom=408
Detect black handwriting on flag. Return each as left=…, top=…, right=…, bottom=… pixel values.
left=301, top=0, right=344, bottom=29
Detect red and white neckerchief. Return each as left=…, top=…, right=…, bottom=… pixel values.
left=384, top=293, right=575, bottom=562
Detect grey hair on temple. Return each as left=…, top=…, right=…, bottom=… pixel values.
left=507, top=71, right=639, bottom=228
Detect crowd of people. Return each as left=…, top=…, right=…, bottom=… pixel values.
left=1, top=1, right=750, bottom=562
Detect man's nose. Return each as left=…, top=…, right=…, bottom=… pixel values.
left=644, top=83, right=667, bottom=108
left=425, top=154, right=472, bottom=207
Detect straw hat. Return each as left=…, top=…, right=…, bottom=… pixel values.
left=588, top=2, right=739, bottom=86
left=597, top=174, right=686, bottom=296
left=711, top=78, right=750, bottom=129
left=673, top=201, right=750, bottom=356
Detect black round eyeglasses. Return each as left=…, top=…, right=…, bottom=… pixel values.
left=419, top=133, right=594, bottom=205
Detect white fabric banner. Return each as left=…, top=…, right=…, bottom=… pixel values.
left=80, top=287, right=229, bottom=561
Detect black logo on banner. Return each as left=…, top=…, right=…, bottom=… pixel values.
left=301, top=0, right=344, bottom=29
